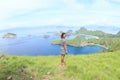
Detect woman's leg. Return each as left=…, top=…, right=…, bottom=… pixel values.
left=61, top=54, right=65, bottom=66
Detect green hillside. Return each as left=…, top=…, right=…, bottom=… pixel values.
left=52, top=27, right=120, bottom=52
left=0, top=50, right=120, bottom=80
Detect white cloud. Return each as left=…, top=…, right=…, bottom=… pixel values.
left=110, top=0, right=120, bottom=3
left=92, top=0, right=112, bottom=9
left=63, top=0, right=84, bottom=10
left=0, top=0, right=53, bottom=20
left=0, top=0, right=55, bottom=29
left=0, top=0, right=120, bottom=30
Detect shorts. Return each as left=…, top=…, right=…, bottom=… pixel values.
left=61, top=48, right=66, bottom=56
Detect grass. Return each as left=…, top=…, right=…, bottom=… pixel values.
left=0, top=50, right=120, bottom=80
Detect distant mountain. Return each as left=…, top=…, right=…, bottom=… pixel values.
left=76, top=27, right=107, bottom=37
left=0, top=25, right=120, bottom=35
left=117, top=31, right=120, bottom=34
left=83, top=25, right=120, bottom=34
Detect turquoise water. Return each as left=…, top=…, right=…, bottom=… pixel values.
left=0, top=27, right=106, bottom=56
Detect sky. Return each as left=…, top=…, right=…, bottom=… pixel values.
left=0, top=0, right=120, bottom=30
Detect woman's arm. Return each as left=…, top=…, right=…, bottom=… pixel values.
left=63, top=43, right=67, bottom=53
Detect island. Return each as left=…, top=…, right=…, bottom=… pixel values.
left=3, top=33, right=17, bottom=39
left=43, top=35, right=50, bottom=38
left=27, top=34, right=32, bottom=37
left=52, top=27, right=120, bottom=52
left=54, top=30, right=73, bottom=36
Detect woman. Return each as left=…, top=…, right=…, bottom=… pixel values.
left=60, top=33, right=68, bottom=66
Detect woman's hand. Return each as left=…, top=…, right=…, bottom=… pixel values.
left=66, top=50, right=68, bottom=54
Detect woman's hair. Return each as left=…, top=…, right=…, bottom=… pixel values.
left=61, top=32, right=66, bottom=38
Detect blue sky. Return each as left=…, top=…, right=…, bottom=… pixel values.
left=0, top=0, right=120, bottom=30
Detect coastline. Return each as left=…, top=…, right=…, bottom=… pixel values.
left=94, top=44, right=108, bottom=49
left=51, top=42, right=108, bottom=49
